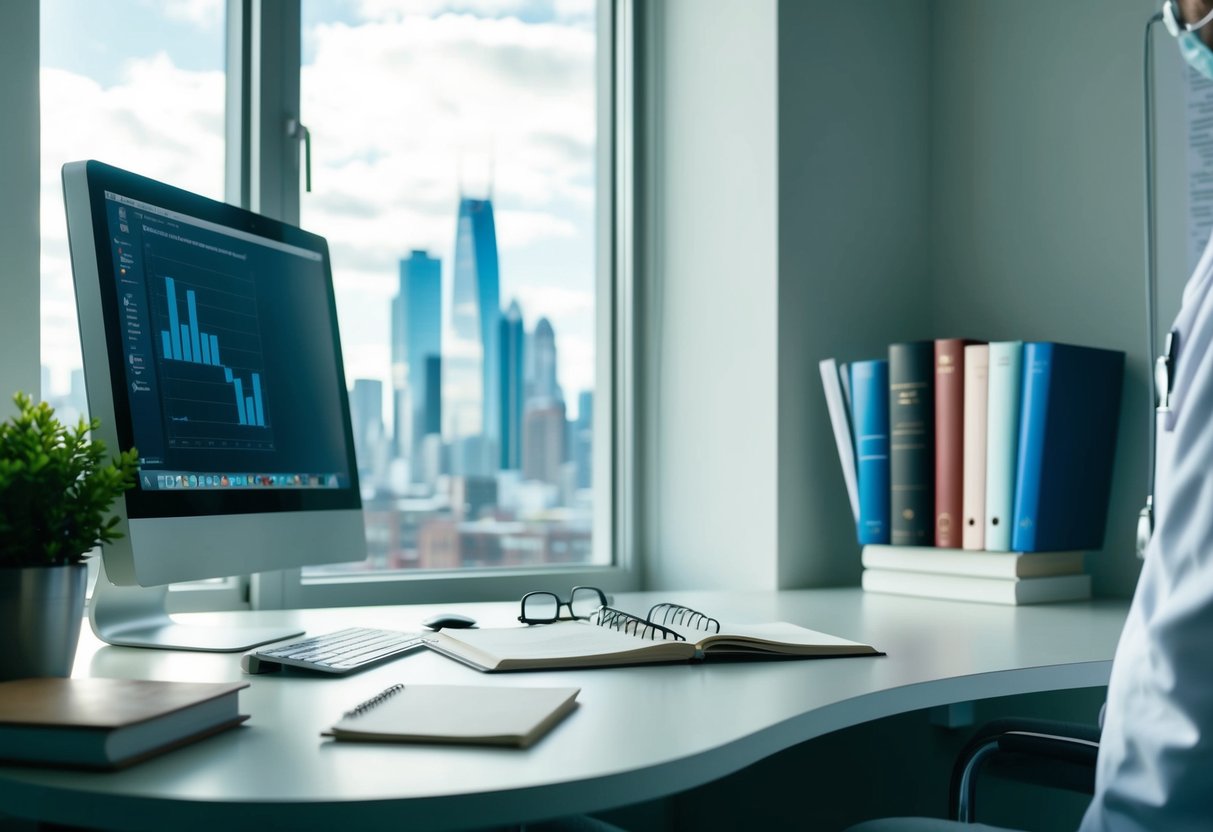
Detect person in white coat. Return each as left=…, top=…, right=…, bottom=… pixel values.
left=850, top=2, right=1213, bottom=830
left=1081, top=3, right=1213, bottom=827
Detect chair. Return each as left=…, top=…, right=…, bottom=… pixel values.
left=845, top=717, right=1100, bottom=832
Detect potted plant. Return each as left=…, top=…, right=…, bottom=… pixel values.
left=0, top=392, right=137, bottom=680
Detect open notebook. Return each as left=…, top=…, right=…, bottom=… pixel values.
left=427, top=603, right=880, bottom=672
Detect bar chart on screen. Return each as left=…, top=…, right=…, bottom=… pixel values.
left=148, top=257, right=275, bottom=451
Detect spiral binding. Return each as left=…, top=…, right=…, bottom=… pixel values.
left=343, top=683, right=405, bottom=718
left=647, top=603, right=720, bottom=634
left=591, top=606, right=685, bottom=641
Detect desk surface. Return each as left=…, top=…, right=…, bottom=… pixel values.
left=0, top=589, right=1128, bottom=831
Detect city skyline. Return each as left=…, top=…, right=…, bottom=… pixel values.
left=362, top=190, right=590, bottom=499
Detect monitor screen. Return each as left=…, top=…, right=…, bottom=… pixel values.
left=65, top=160, right=364, bottom=590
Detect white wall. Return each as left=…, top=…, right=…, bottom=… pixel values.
left=0, top=0, right=39, bottom=407
left=640, top=0, right=780, bottom=590
left=776, top=0, right=933, bottom=588
left=929, top=0, right=1161, bottom=597
left=644, top=0, right=1167, bottom=597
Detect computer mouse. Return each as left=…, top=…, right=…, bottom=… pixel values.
left=422, top=612, right=477, bottom=630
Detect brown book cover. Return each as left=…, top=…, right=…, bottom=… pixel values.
left=934, top=339, right=977, bottom=548
left=0, top=677, right=248, bottom=769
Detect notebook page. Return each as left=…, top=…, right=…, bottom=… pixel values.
left=430, top=621, right=695, bottom=670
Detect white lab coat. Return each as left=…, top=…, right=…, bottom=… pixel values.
left=1080, top=236, right=1213, bottom=830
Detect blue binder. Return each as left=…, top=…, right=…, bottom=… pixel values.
left=851, top=359, right=890, bottom=545
left=1011, top=342, right=1125, bottom=552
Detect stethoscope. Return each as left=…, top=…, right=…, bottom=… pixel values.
left=1137, top=2, right=1213, bottom=557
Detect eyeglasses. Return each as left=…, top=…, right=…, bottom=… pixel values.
left=518, top=586, right=608, bottom=625
left=1164, top=0, right=1213, bottom=37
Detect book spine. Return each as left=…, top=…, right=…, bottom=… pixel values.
left=851, top=360, right=890, bottom=545
left=889, top=342, right=935, bottom=546
left=818, top=358, right=860, bottom=522
left=1010, top=343, right=1052, bottom=553
left=961, top=345, right=990, bottom=550
left=934, top=340, right=968, bottom=548
left=984, top=341, right=1024, bottom=551
left=1010, top=343, right=1125, bottom=552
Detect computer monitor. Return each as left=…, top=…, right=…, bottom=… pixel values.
left=63, top=160, right=366, bottom=652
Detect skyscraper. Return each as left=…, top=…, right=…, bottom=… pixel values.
left=391, top=250, right=442, bottom=469
left=528, top=317, right=561, bottom=405
left=445, top=197, right=501, bottom=475
left=523, top=400, right=567, bottom=486
left=499, top=300, right=524, bottom=470
left=349, top=378, right=384, bottom=482
left=573, top=390, right=593, bottom=490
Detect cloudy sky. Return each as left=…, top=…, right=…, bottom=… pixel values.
left=40, top=0, right=598, bottom=424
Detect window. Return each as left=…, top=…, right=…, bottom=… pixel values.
left=296, top=1, right=605, bottom=585
left=33, top=0, right=633, bottom=608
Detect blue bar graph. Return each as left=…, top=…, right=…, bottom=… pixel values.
left=158, top=275, right=268, bottom=429
left=166, top=277, right=182, bottom=360
left=252, top=374, right=264, bottom=427
left=233, top=378, right=246, bottom=425
left=186, top=290, right=202, bottom=366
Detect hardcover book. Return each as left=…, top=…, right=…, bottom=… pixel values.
left=934, top=339, right=977, bottom=548
left=851, top=359, right=890, bottom=544
left=984, top=341, right=1024, bottom=551
left=1011, top=342, right=1125, bottom=552
left=961, top=344, right=990, bottom=550
left=861, top=569, right=1092, bottom=606
left=861, top=545, right=1085, bottom=579
left=0, top=677, right=248, bottom=769
left=889, top=341, right=935, bottom=546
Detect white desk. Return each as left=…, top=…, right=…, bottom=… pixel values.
left=0, top=589, right=1129, bottom=831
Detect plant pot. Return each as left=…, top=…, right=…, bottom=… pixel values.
left=0, top=563, right=88, bottom=681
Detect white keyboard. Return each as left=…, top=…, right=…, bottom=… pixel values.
left=242, top=627, right=428, bottom=675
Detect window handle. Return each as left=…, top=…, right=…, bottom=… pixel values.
left=287, top=118, right=312, bottom=192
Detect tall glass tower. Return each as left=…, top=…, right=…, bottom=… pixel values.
left=499, top=300, right=524, bottom=470
left=446, top=197, right=501, bottom=474
left=392, top=250, right=442, bottom=470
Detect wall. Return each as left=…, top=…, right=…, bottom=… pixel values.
left=929, top=0, right=1161, bottom=598
left=771, top=0, right=1164, bottom=597
left=0, top=0, right=40, bottom=407
left=640, top=0, right=780, bottom=591
left=776, top=0, right=934, bottom=588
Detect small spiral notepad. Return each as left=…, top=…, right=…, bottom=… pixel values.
left=325, top=684, right=580, bottom=748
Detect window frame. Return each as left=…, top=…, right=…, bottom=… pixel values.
left=234, top=0, right=641, bottom=608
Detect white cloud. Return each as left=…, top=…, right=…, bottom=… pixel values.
left=154, top=0, right=223, bottom=28
left=355, top=0, right=597, bottom=26
left=510, top=284, right=593, bottom=321
left=495, top=209, right=578, bottom=248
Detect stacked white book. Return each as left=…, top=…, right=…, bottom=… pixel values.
left=861, top=545, right=1090, bottom=605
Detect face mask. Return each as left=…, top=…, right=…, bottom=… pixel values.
left=1180, top=30, right=1213, bottom=81
left=1166, top=1, right=1213, bottom=81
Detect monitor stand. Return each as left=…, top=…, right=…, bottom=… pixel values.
left=89, top=561, right=303, bottom=652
